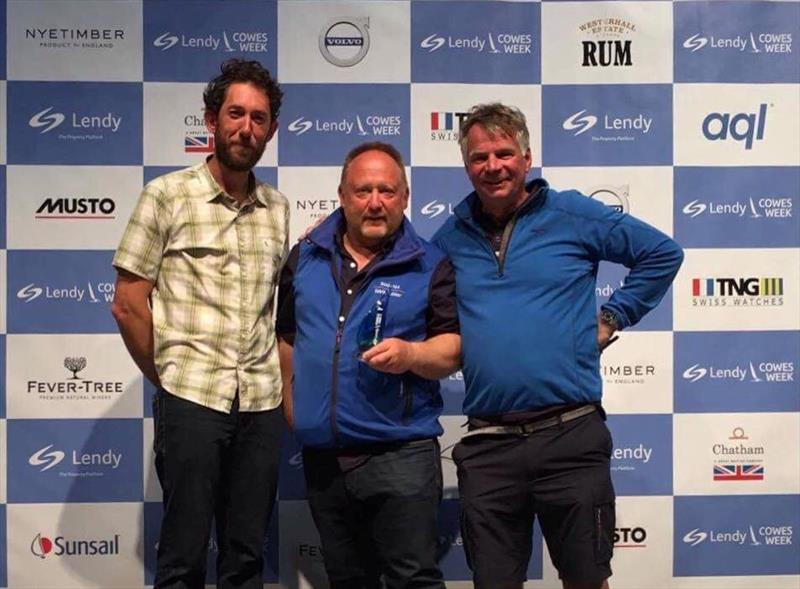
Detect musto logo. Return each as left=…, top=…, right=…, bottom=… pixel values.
left=31, top=532, right=120, bottom=559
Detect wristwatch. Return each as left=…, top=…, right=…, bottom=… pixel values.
left=599, top=308, right=619, bottom=331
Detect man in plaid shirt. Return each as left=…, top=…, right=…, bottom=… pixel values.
left=111, top=59, right=289, bottom=589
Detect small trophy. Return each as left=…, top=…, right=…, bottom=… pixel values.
left=356, top=292, right=390, bottom=360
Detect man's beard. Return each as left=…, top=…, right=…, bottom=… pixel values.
left=214, top=134, right=266, bottom=172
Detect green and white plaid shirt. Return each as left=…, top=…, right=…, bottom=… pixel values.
left=113, top=161, right=289, bottom=413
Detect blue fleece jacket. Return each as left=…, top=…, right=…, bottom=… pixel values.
left=433, top=179, right=683, bottom=417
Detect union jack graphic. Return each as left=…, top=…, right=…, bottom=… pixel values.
left=185, top=135, right=215, bottom=153
left=713, top=464, right=764, bottom=481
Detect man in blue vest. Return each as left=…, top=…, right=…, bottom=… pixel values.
left=276, top=142, right=460, bottom=589
left=433, top=103, right=683, bottom=589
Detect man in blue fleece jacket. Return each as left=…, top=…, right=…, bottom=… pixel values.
left=433, top=103, right=683, bottom=589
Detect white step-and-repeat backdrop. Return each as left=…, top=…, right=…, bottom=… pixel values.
left=0, top=0, right=798, bottom=587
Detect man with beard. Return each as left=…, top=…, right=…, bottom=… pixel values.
left=112, top=59, right=289, bottom=589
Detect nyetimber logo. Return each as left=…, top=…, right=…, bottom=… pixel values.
left=29, top=107, right=66, bottom=134
left=563, top=110, right=598, bottom=136
left=28, top=445, right=66, bottom=472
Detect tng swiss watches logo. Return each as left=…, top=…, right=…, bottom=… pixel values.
left=430, top=111, right=469, bottom=142
left=420, top=31, right=532, bottom=54
left=702, top=103, right=770, bottom=150
left=28, top=443, right=123, bottom=476
left=562, top=109, right=652, bottom=141
left=683, top=31, right=792, bottom=54
left=26, top=356, right=125, bottom=400
left=712, top=427, right=765, bottom=482
left=35, top=196, right=116, bottom=219
left=682, top=359, right=794, bottom=384
left=319, top=17, right=370, bottom=67
left=682, top=196, right=792, bottom=219
left=614, top=526, right=648, bottom=549
left=691, top=276, right=784, bottom=307
left=153, top=30, right=268, bottom=53
left=31, top=532, right=121, bottom=559
left=578, top=17, right=636, bottom=67
left=24, top=27, right=125, bottom=50
left=683, top=524, right=792, bottom=547
left=28, top=106, right=122, bottom=139
left=589, top=184, right=630, bottom=214
left=287, top=114, right=401, bottom=137
left=17, top=280, right=116, bottom=304
left=184, top=110, right=215, bottom=153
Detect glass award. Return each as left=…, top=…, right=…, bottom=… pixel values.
left=356, top=291, right=390, bottom=359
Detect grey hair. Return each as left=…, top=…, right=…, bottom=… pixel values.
left=458, top=103, right=530, bottom=163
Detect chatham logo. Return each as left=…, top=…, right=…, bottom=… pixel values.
left=29, top=107, right=66, bottom=133
left=419, top=32, right=532, bottom=54
left=682, top=31, right=793, bottom=54
left=28, top=445, right=66, bottom=472
left=286, top=114, right=400, bottom=137
left=712, top=427, right=765, bottom=482
left=319, top=17, right=370, bottom=67
left=579, top=17, right=635, bottom=67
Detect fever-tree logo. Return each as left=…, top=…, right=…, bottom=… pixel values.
left=64, top=357, right=87, bottom=379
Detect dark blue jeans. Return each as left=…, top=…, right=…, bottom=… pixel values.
left=303, top=439, right=445, bottom=589
left=152, top=389, right=283, bottom=589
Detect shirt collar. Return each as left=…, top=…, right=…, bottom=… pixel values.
left=198, top=158, right=263, bottom=208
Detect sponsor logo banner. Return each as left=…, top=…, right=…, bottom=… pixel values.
left=543, top=84, right=672, bottom=166
left=541, top=2, right=672, bottom=84
left=143, top=0, right=276, bottom=81
left=7, top=250, right=117, bottom=334
left=6, top=0, right=142, bottom=81
left=675, top=2, right=799, bottom=83
left=608, top=414, right=672, bottom=496
left=410, top=167, right=475, bottom=240
left=411, top=1, right=539, bottom=83
left=8, top=81, right=142, bottom=165
left=7, top=419, right=142, bottom=502
left=674, top=495, right=800, bottom=576
left=280, top=84, right=409, bottom=166
left=612, top=497, right=674, bottom=587
left=596, top=262, right=673, bottom=332
left=674, top=84, right=800, bottom=166
left=675, top=331, right=799, bottom=413
left=143, top=502, right=278, bottom=584
left=674, top=166, right=799, bottom=248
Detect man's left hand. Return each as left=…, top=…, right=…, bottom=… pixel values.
left=361, top=338, right=416, bottom=374
left=597, top=319, right=617, bottom=352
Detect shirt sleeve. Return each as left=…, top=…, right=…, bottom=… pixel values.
left=112, top=182, right=170, bottom=282
left=426, top=257, right=460, bottom=337
left=276, top=244, right=301, bottom=344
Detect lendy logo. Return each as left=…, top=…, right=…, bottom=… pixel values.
left=319, top=18, right=370, bottom=67
left=682, top=197, right=792, bottom=219
left=420, top=200, right=450, bottom=219
left=31, top=532, right=120, bottom=558
left=287, top=117, right=313, bottom=136
left=563, top=110, right=598, bottom=136
left=419, top=32, right=531, bottom=54
left=682, top=363, right=708, bottom=382
left=153, top=32, right=179, bottom=51
left=683, top=360, right=794, bottom=384
left=29, top=107, right=65, bottom=134
left=287, top=114, right=400, bottom=137
left=153, top=30, right=267, bottom=53
left=683, top=528, right=708, bottom=546
left=17, top=283, right=43, bottom=303
left=16, top=281, right=116, bottom=304
left=683, top=34, right=708, bottom=52
left=682, top=200, right=707, bottom=218
left=28, top=445, right=66, bottom=472
left=611, top=444, right=652, bottom=469
left=702, top=104, right=768, bottom=150
left=683, top=32, right=793, bottom=54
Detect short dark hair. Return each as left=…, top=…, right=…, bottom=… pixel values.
left=339, top=142, right=408, bottom=188
left=203, top=59, right=283, bottom=121
left=458, top=103, right=530, bottom=162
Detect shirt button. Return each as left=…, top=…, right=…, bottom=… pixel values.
left=349, top=262, right=356, bottom=269
left=339, top=316, right=345, bottom=323
left=346, top=288, right=353, bottom=295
